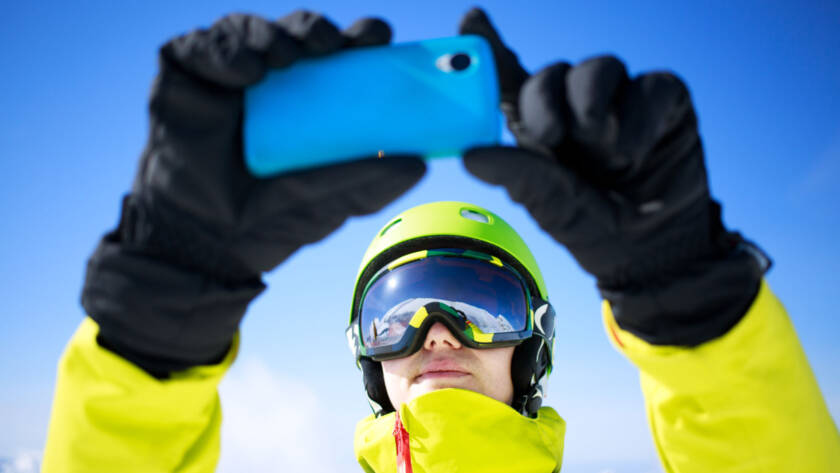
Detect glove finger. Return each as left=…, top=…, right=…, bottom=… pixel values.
left=343, top=17, right=392, bottom=47
left=463, top=146, right=616, bottom=245
left=565, top=55, right=629, bottom=157
left=518, top=62, right=571, bottom=150
left=458, top=7, right=529, bottom=108
left=539, top=55, right=632, bottom=184
left=615, top=71, right=695, bottom=166
left=614, top=72, right=706, bottom=205
left=277, top=10, right=345, bottom=56
left=264, top=27, right=304, bottom=69
left=239, top=156, right=426, bottom=271
left=246, top=155, right=426, bottom=224
left=161, top=14, right=278, bottom=87
left=287, top=155, right=426, bottom=214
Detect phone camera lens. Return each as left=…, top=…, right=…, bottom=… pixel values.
left=450, top=53, right=471, bottom=71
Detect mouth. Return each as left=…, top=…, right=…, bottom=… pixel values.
left=414, top=370, right=470, bottom=383
left=414, top=359, right=470, bottom=383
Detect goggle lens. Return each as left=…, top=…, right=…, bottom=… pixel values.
left=359, top=255, right=529, bottom=350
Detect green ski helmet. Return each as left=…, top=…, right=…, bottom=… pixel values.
left=347, top=201, right=556, bottom=417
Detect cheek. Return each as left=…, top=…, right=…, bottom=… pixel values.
left=381, top=357, right=413, bottom=380
left=478, top=346, right=516, bottom=404
left=381, top=357, right=414, bottom=408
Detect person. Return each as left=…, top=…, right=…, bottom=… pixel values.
left=42, top=7, right=839, bottom=473
left=347, top=200, right=563, bottom=472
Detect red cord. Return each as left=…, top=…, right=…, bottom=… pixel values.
left=393, top=411, right=413, bottom=473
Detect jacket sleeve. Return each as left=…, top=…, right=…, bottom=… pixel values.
left=603, top=280, right=840, bottom=472
left=42, top=317, right=237, bottom=473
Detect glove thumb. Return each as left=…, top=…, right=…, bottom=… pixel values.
left=458, top=8, right=529, bottom=108
left=463, top=146, right=616, bottom=246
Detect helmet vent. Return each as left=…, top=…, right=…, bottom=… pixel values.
left=460, top=208, right=490, bottom=223
left=379, top=218, right=402, bottom=237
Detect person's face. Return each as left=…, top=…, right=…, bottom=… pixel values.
left=381, top=321, right=515, bottom=409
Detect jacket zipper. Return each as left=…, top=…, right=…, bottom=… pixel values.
left=393, top=411, right=413, bottom=473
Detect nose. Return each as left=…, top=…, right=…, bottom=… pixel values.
left=423, top=322, right=462, bottom=351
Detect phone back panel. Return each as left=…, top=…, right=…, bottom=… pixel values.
left=244, top=35, right=500, bottom=176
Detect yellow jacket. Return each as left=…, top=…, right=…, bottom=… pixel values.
left=603, top=281, right=839, bottom=472
left=354, top=389, right=566, bottom=472
left=43, top=281, right=839, bottom=472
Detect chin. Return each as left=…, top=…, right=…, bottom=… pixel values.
left=415, top=378, right=476, bottom=395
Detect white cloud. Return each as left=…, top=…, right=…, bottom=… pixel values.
left=0, top=450, right=41, bottom=473
left=217, top=358, right=339, bottom=473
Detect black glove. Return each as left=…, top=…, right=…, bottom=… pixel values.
left=83, top=12, right=426, bottom=376
left=460, top=9, right=768, bottom=345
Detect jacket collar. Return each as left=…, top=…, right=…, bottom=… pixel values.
left=354, top=388, right=566, bottom=473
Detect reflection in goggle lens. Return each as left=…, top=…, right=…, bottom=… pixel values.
left=360, top=256, right=528, bottom=348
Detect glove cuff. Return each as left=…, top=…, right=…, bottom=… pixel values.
left=599, top=239, right=770, bottom=346
left=82, top=227, right=265, bottom=377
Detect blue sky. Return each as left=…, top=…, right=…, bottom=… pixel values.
left=1, top=1, right=838, bottom=472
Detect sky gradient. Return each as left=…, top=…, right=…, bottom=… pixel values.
left=1, top=1, right=838, bottom=472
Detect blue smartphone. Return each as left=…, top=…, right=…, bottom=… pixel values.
left=243, top=35, right=501, bottom=176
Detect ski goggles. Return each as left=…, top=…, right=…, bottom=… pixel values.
left=348, top=248, right=550, bottom=361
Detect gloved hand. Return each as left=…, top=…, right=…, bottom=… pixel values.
left=83, top=12, right=425, bottom=376
left=460, top=9, right=768, bottom=345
